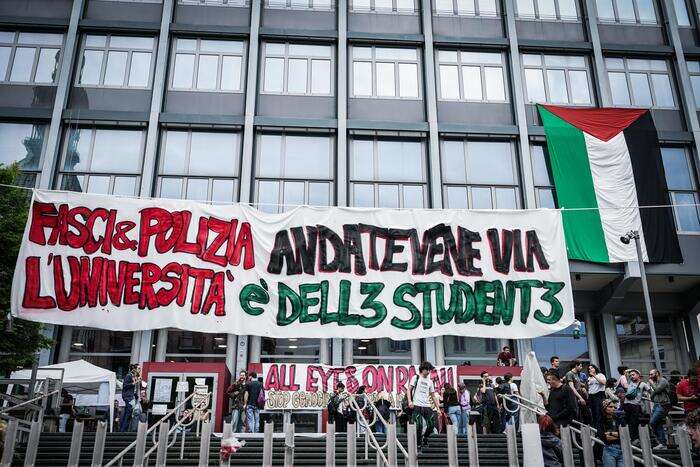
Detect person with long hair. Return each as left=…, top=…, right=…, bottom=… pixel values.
left=539, top=414, right=563, bottom=466
left=599, top=399, right=624, bottom=467
left=587, top=364, right=607, bottom=430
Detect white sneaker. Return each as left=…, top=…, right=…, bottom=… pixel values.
left=653, top=444, right=667, bottom=450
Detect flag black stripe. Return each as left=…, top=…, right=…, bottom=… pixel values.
left=623, top=111, right=683, bottom=263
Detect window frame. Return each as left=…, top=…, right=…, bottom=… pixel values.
left=260, top=42, right=334, bottom=97
left=0, top=121, right=48, bottom=188
left=57, top=126, right=146, bottom=196
left=76, top=34, right=156, bottom=89
left=349, top=0, right=418, bottom=14
left=521, top=53, right=594, bottom=106
left=432, top=0, right=499, bottom=17
left=179, top=0, right=248, bottom=6
left=168, top=37, right=246, bottom=93
left=661, top=146, right=700, bottom=234
left=348, top=137, right=429, bottom=209
left=595, top=0, right=659, bottom=25
left=436, top=49, right=509, bottom=103
left=0, top=31, right=64, bottom=85
left=530, top=143, right=557, bottom=209
left=689, top=61, right=700, bottom=109
left=265, top=0, right=334, bottom=10
left=350, top=45, right=422, bottom=100
left=605, top=56, right=678, bottom=109
left=515, top=0, right=580, bottom=21
left=157, top=129, right=242, bottom=203
left=253, top=132, right=335, bottom=213
left=440, top=138, right=522, bottom=209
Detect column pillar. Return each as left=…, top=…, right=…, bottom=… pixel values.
left=225, top=334, right=237, bottom=374
left=434, top=336, right=445, bottom=366
left=155, top=329, right=168, bottom=362
left=319, top=338, right=330, bottom=365
left=601, top=313, right=621, bottom=375
left=583, top=311, right=600, bottom=367
left=137, top=331, right=152, bottom=364
left=130, top=332, right=142, bottom=364
left=57, top=325, right=73, bottom=363
left=343, top=339, right=353, bottom=366
left=411, top=339, right=422, bottom=365
left=583, top=0, right=612, bottom=106
left=687, top=311, right=700, bottom=360
left=249, top=336, right=262, bottom=364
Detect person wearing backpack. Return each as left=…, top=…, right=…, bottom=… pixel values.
left=243, top=372, right=264, bottom=433
left=621, top=369, right=649, bottom=442
left=648, top=368, right=671, bottom=450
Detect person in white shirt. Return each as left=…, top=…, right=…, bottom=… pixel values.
left=586, top=364, right=607, bottom=429
left=408, top=361, right=441, bottom=451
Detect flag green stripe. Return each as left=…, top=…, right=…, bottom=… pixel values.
left=538, top=105, right=610, bottom=263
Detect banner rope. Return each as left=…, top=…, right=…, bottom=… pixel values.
left=1, top=182, right=699, bottom=212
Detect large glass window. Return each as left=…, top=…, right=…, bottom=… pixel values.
left=531, top=144, right=556, bottom=208
left=165, top=331, right=228, bottom=362
left=437, top=50, right=507, bottom=102
left=170, top=38, right=244, bottom=92
left=0, top=31, right=63, bottom=85
left=266, top=0, right=331, bottom=9
left=444, top=337, right=503, bottom=365
left=77, top=35, right=155, bottom=89
left=254, top=133, right=334, bottom=213
left=261, top=338, right=322, bottom=363
left=661, top=147, right=700, bottom=232
left=58, top=127, right=145, bottom=196
left=606, top=57, right=676, bottom=108
left=441, top=140, right=520, bottom=209
left=522, top=54, right=592, bottom=105
left=617, top=316, right=682, bottom=374
left=350, top=0, right=416, bottom=13
left=532, top=321, right=588, bottom=369
left=595, top=0, right=657, bottom=24
left=686, top=62, right=700, bottom=109
left=515, top=0, right=578, bottom=20
left=157, top=130, right=240, bottom=203
left=261, top=43, right=333, bottom=96
left=0, top=122, right=47, bottom=187
left=351, top=46, right=420, bottom=99
left=69, top=329, right=133, bottom=378
left=434, top=0, right=497, bottom=16
left=354, top=338, right=413, bottom=364
left=350, top=138, right=427, bottom=208
left=180, top=0, right=247, bottom=6
left=673, top=0, right=691, bottom=26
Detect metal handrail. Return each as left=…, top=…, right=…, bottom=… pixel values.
left=143, top=401, right=211, bottom=460
left=349, top=393, right=410, bottom=459
left=0, top=389, right=59, bottom=414
left=104, top=391, right=201, bottom=467
left=347, top=395, right=391, bottom=466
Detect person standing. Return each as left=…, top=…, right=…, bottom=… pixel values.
left=677, top=369, right=700, bottom=416
left=544, top=372, right=577, bottom=428
left=549, top=356, right=563, bottom=379
left=442, top=383, right=460, bottom=430
left=587, top=364, right=607, bottom=430
left=408, top=362, right=441, bottom=452
left=458, top=382, right=471, bottom=435
left=328, top=382, right=349, bottom=432
left=120, top=364, right=138, bottom=432
left=565, top=361, right=588, bottom=423
left=226, top=370, right=247, bottom=433
left=374, top=390, right=391, bottom=434
left=599, top=399, right=624, bottom=467
left=59, top=389, right=76, bottom=432
left=475, top=372, right=501, bottom=434
left=243, top=371, right=263, bottom=433
left=648, top=368, right=671, bottom=450
left=622, top=368, right=649, bottom=442
left=497, top=346, right=516, bottom=366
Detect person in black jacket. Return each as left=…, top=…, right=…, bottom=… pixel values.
left=544, top=371, right=578, bottom=428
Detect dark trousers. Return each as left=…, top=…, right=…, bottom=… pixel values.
left=119, top=401, right=133, bottom=432
left=589, top=392, right=606, bottom=430
left=412, top=406, right=436, bottom=447
left=623, top=403, right=642, bottom=441
left=334, top=412, right=347, bottom=433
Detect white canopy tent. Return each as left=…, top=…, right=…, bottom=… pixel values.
left=10, top=359, right=121, bottom=431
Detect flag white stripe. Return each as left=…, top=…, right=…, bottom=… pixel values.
left=583, top=132, right=649, bottom=262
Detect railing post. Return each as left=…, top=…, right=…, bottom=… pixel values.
left=559, top=425, right=575, bottom=467
left=326, top=422, right=336, bottom=467
left=579, top=424, right=595, bottom=467
left=284, top=422, right=295, bottom=467
left=505, top=424, right=519, bottom=467
left=155, top=420, right=170, bottom=466
left=521, top=423, right=545, bottom=467
left=133, top=421, right=148, bottom=467
left=262, top=421, right=273, bottom=467
left=638, top=425, right=654, bottom=467
left=407, top=422, right=419, bottom=467
left=67, top=420, right=84, bottom=467
left=1, top=418, right=18, bottom=467
left=619, top=425, right=635, bottom=467
left=675, top=425, right=694, bottom=467
left=387, top=423, right=398, bottom=466
left=466, top=422, right=478, bottom=467
left=198, top=421, right=212, bottom=467
left=447, top=424, right=459, bottom=467
left=23, top=418, right=42, bottom=467
left=347, top=422, right=357, bottom=467
left=91, top=420, right=108, bottom=467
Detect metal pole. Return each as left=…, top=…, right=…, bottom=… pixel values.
left=1, top=418, right=18, bottom=467
left=634, top=232, right=663, bottom=371
left=284, top=422, right=295, bottom=467
left=579, top=424, right=595, bottom=467
left=326, top=422, right=336, bottom=467
left=68, top=420, right=84, bottom=467
left=638, top=425, right=654, bottom=467
left=199, top=421, right=211, bottom=467
left=347, top=423, right=357, bottom=467
left=92, top=421, right=108, bottom=467
left=447, top=424, right=459, bottom=467
left=505, top=424, right=519, bottom=467
left=676, top=425, right=694, bottom=467
left=133, top=421, right=148, bottom=467
left=467, top=423, right=478, bottom=467
left=262, top=421, right=273, bottom=467
left=24, top=419, right=42, bottom=467
left=156, top=420, right=170, bottom=466
left=619, top=425, right=636, bottom=467
left=407, top=423, right=419, bottom=467
left=387, top=423, right=398, bottom=466
left=559, top=426, right=575, bottom=467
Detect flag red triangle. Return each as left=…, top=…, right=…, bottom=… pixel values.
left=541, top=104, right=648, bottom=142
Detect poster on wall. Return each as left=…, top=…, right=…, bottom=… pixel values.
left=261, top=363, right=457, bottom=410
left=12, top=190, right=574, bottom=339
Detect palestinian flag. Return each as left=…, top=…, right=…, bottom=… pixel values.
left=538, top=104, right=682, bottom=264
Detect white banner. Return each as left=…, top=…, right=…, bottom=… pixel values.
left=12, top=190, right=574, bottom=339
left=261, top=363, right=457, bottom=410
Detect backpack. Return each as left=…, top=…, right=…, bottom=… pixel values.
left=256, top=387, right=266, bottom=409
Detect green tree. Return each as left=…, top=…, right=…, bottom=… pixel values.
left=0, top=163, right=52, bottom=376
